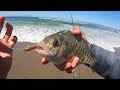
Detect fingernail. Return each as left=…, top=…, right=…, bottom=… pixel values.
left=75, top=57, right=79, bottom=62
left=13, top=36, right=17, bottom=39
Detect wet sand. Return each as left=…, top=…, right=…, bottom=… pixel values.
left=7, top=42, right=107, bottom=79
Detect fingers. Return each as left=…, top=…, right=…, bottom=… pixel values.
left=71, top=26, right=87, bottom=41
left=54, top=57, right=79, bottom=73
left=64, top=56, right=79, bottom=73
left=0, top=16, right=5, bottom=33
left=3, top=23, right=13, bottom=42
left=64, top=62, right=73, bottom=73
left=8, top=36, right=17, bottom=48
left=71, top=56, right=79, bottom=68
left=64, top=62, right=72, bottom=69
left=42, top=56, right=80, bottom=73
left=71, top=26, right=81, bottom=35
left=41, top=57, right=49, bottom=64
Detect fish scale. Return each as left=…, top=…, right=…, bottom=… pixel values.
left=64, top=33, right=73, bottom=58
left=59, top=31, right=96, bottom=66
left=66, top=33, right=75, bottom=58
left=24, top=30, right=96, bottom=67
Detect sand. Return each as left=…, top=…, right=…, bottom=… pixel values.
left=6, top=42, right=115, bottom=79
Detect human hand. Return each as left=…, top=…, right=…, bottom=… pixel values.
left=0, top=16, right=17, bottom=79
left=41, top=26, right=91, bottom=73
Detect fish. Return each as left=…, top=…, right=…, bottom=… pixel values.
left=24, top=30, right=96, bottom=67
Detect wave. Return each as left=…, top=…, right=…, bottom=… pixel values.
left=6, top=16, right=120, bottom=31
left=1, top=24, right=120, bottom=52
left=1, top=16, right=120, bottom=52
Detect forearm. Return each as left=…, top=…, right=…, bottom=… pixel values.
left=89, top=44, right=120, bottom=79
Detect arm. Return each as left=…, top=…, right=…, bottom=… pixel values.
left=90, top=44, right=120, bottom=79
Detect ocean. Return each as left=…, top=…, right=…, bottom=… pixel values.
left=0, top=16, right=120, bottom=52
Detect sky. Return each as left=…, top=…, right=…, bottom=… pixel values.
left=0, top=11, right=120, bottom=29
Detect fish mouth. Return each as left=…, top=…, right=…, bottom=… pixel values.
left=35, top=41, right=49, bottom=56
left=24, top=41, right=49, bottom=56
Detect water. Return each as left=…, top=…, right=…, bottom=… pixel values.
left=0, top=16, right=120, bottom=52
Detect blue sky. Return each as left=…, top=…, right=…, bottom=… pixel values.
left=0, top=11, right=120, bottom=29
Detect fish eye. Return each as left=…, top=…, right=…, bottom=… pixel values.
left=53, top=40, right=59, bottom=47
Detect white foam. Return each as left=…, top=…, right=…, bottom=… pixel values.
left=0, top=25, right=72, bottom=43
left=81, top=27, right=120, bottom=52
left=0, top=25, right=120, bottom=52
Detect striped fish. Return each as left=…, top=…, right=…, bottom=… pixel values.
left=24, top=30, right=96, bottom=67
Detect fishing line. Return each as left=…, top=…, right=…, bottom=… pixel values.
left=70, top=11, right=80, bottom=79
left=70, top=11, right=75, bottom=30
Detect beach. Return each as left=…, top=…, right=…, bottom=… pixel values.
left=3, top=16, right=120, bottom=79
left=7, top=42, right=104, bottom=79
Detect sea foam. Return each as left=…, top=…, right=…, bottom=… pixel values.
left=0, top=17, right=120, bottom=52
